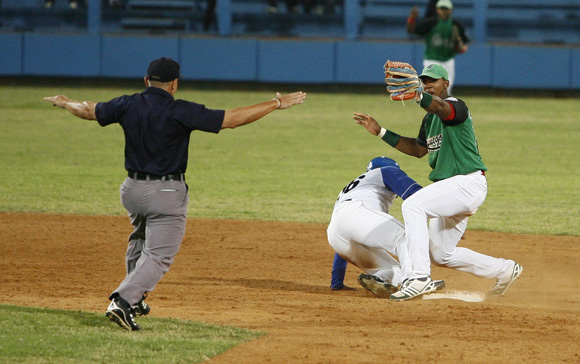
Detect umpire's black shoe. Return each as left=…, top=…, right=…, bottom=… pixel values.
left=106, top=296, right=141, bottom=331
left=131, top=294, right=150, bottom=316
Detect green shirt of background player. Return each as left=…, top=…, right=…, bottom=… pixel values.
left=408, top=2, right=464, bottom=62
left=407, top=0, right=469, bottom=93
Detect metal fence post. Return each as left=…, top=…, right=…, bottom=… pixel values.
left=473, top=0, right=487, bottom=43
left=87, top=0, right=102, bottom=34
left=344, top=0, right=361, bottom=40
left=217, top=0, right=232, bottom=36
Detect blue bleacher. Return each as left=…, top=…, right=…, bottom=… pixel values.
left=0, top=0, right=579, bottom=44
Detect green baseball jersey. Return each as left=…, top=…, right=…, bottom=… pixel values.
left=417, top=97, right=487, bottom=182
left=415, top=17, right=456, bottom=62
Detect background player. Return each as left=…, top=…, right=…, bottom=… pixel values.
left=44, top=57, right=307, bottom=330
left=406, top=0, right=469, bottom=93
left=353, top=63, right=522, bottom=301
left=327, top=156, right=444, bottom=297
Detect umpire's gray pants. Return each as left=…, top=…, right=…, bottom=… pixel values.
left=113, top=176, right=188, bottom=305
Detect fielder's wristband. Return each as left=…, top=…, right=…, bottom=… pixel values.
left=381, top=129, right=401, bottom=147
left=272, top=97, right=282, bottom=109
left=419, top=92, right=433, bottom=108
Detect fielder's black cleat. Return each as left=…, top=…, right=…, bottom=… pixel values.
left=106, top=296, right=141, bottom=331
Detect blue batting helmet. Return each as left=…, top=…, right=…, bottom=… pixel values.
left=366, top=156, right=400, bottom=172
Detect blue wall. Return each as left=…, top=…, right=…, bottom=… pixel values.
left=1, top=32, right=579, bottom=89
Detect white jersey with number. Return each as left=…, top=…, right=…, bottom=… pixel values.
left=327, top=166, right=422, bottom=286
left=333, top=168, right=397, bottom=214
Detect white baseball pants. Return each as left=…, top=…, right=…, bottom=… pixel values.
left=399, top=171, right=508, bottom=281
left=327, top=200, right=405, bottom=286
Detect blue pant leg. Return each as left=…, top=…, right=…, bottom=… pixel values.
left=330, top=252, right=348, bottom=289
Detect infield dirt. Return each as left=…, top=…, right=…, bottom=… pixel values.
left=1, top=213, right=579, bottom=363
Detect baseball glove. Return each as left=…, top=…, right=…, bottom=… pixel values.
left=384, top=60, right=422, bottom=101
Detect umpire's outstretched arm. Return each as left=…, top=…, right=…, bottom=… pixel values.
left=44, top=86, right=306, bottom=128
left=43, top=95, right=97, bottom=120
left=222, top=91, right=306, bottom=129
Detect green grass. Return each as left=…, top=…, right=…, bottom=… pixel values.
left=0, top=303, right=263, bottom=364
left=0, top=82, right=578, bottom=235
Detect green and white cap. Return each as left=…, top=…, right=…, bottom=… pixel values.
left=436, top=0, right=453, bottom=9
left=419, top=64, right=449, bottom=80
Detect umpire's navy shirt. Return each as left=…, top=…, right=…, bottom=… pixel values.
left=95, top=87, right=225, bottom=175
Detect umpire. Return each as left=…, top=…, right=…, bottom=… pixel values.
left=44, top=57, right=307, bottom=331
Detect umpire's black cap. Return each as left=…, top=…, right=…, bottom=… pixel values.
left=147, top=57, right=181, bottom=82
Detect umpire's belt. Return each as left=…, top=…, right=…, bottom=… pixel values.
left=128, top=171, right=185, bottom=182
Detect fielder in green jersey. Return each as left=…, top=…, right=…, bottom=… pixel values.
left=353, top=63, right=522, bottom=301
left=418, top=95, right=487, bottom=182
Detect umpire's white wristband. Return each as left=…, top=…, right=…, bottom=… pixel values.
left=378, top=127, right=387, bottom=138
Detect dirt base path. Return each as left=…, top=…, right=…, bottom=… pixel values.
left=1, top=213, right=579, bottom=363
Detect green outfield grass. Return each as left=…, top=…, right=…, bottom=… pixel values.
left=0, top=81, right=578, bottom=235
left=0, top=304, right=263, bottom=364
